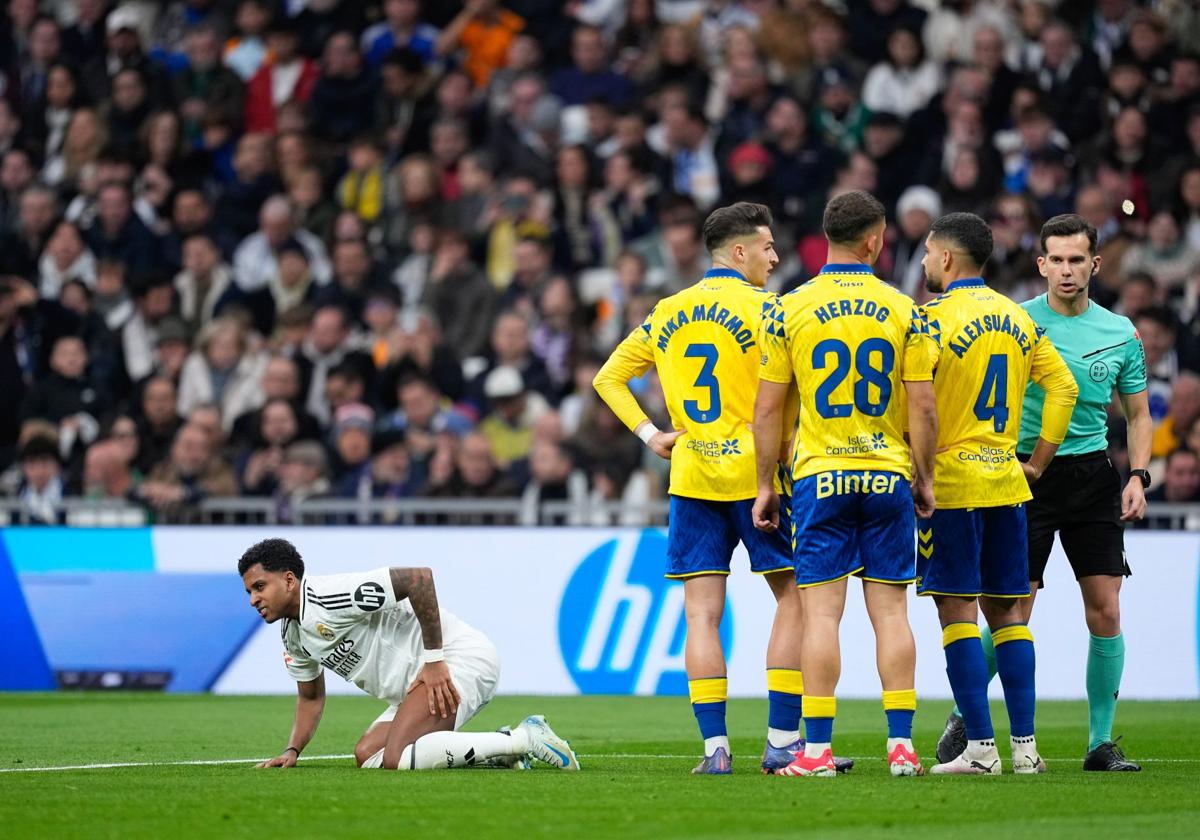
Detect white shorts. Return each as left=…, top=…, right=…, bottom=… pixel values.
left=371, top=628, right=501, bottom=730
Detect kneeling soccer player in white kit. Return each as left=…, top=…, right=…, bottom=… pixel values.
left=239, top=538, right=579, bottom=771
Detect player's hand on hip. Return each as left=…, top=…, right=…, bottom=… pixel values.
left=912, top=478, right=936, bottom=519
left=256, top=752, right=298, bottom=769
left=1120, top=480, right=1147, bottom=522
left=752, top=489, right=779, bottom=532
left=648, top=429, right=683, bottom=460
left=411, top=661, right=461, bottom=719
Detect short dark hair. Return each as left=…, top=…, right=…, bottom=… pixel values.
left=823, top=190, right=886, bottom=246
left=928, top=212, right=994, bottom=271
left=702, top=202, right=773, bottom=253
left=1135, top=305, right=1177, bottom=335
left=1040, top=213, right=1097, bottom=256
left=237, top=538, right=305, bottom=578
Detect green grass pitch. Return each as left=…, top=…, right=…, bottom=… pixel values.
left=1, top=694, right=1197, bottom=838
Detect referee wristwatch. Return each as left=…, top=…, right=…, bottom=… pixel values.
left=1129, top=468, right=1151, bottom=489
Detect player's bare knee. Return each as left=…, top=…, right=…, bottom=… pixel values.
left=1085, top=601, right=1121, bottom=636
left=980, top=596, right=1022, bottom=629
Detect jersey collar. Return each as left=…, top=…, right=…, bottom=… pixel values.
left=704, top=267, right=749, bottom=283
left=946, top=277, right=986, bottom=291
left=819, top=263, right=875, bottom=275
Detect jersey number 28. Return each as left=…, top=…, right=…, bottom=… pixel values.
left=812, top=337, right=894, bottom=419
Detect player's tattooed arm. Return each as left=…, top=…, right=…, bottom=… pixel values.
left=388, top=567, right=443, bottom=650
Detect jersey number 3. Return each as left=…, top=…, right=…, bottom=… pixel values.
left=684, top=343, right=721, bottom=423
left=974, top=353, right=1009, bottom=432
left=812, top=337, right=894, bottom=419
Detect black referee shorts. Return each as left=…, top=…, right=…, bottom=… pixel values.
left=1020, top=450, right=1132, bottom=588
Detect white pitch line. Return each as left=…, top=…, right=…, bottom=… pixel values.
left=2, top=753, right=1194, bottom=773
left=0, top=754, right=355, bottom=773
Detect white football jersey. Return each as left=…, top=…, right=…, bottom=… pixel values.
left=280, top=567, right=473, bottom=705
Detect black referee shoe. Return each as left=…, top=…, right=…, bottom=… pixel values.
left=936, top=710, right=967, bottom=764
left=1083, top=738, right=1142, bottom=772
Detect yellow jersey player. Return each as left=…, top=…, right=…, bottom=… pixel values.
left=753, top=190, right=939, bottom=778
left=593, top=202, right=823, bottom=776
left=915, top=212, right=1078, bottom=776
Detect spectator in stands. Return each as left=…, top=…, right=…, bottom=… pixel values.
left=274, top=440, right=332, bottom=523
left=177, top=317, right=268, bottom=429
left=233, top=195, right=331, bottom=293
left=1137, top=305, right=1182, bottom=424
left=132, top=421, right=238, bottom=519
left=315, top=238, right=379, bottom=324
left=38, top=220, right=96, bottom=301
left=1152, top=371, right=1200, bottom=459
left=661, top=101, right=720, bottom=211
left=436, top=0, right=525, bottom=88
left=121, top=274, right=176, bottom=384
left=1121, top=210, right=1200, bottom=294
left=309, top=31, right=377, bottom=144
left=135, top=375, right=182, bottom=475
left=174, top=24, right=244, bottom=144
left=375, top=46, right=438, bottom=156
left=223, top=0, right=271, bottom=83
left=861, top=25, right=939, bottom=120
left=174, top=233, right=235, bottom=336
left=469, top=310, right=555, bottom=411
left=0, top=149, right=39, bottom=236
left=243, top=16, right=319, bottom=135
left=331, top=401, right=375, bottom=493
left=519, top=439, right=588, bottom=525
left=379, top=372, right=471, bottom=470
left=299, top=305, right=373, bottom=425
left=428, top=430, right=517, bottom=503
left=478, top=364, right=547, bottom=473
left=889, top=186, right=941, bottom=300
left=9, top=435, right=65, bottom=523
left=237, top=397, right=301, bottom=496
left=378, top=308, right=466, bottom=404
left=421, top=228, right=495, bottom=359
left=353, top=428, right=425, bottom=508
left=82, top=438, right=135, bottom=501
left=84, top=181, right=162, bottom=278
left=551, top=24, right=632, bottom=109
left=18, top=333, right=107, bottom=435
left=362, top=0, right=440, bottom=67
left=1148, top=447, right=1200, bottom=503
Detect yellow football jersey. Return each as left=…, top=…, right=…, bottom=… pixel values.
left=919, top=278, right=1078, bottom=508
left=759, top=265, right=935, bottom=481
left=593, top=269, right=778, bottom=501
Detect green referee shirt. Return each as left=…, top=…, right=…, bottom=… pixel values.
left=1018, top=294, right=1147, bottom=456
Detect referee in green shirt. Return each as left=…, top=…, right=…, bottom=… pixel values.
left=937, top=214, right=1152, bottom=772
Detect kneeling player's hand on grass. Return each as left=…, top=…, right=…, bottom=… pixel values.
left=648, top=429, right=683, bottom=460
left=256, top=751, right=298, bottom=769
left=1120, top=480, right=1147, bottom=522
left=912, top=478, right=935, bottom=519
left=411, top=661, right=461, bottom=719
left=752, top=489, right=779, bottom=532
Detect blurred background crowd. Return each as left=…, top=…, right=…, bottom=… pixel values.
left=2, top=0, right=1200, bottom=525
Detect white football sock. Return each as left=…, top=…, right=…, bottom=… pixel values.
left=886, top=737, right=914, bottom=753
left=360, top=748, right=385, bottom=769
left=398, top=730, right=527, bottom=771
left=803, top=741, right=831, bottom=759
left=703, top=735, right=730, bottom=756
left=768, top=727, right=799, bottom=749
left=965, top=738, right=998, bottom=758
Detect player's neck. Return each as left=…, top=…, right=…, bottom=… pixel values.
left=709, top=260, right=746, bottom=279
left=824, top=246, right=872, bottom=269
left=1047, top=291, right=1089, bottom=317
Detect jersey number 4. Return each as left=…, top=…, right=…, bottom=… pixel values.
left=812, top=338, right=894, bottom=419
left=684, top=343, right=722, bottom=423
left=974, top=353, right=1010, bottom=432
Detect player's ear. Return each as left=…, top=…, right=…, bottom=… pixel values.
left=1091, top=254, right=1102, bottom=276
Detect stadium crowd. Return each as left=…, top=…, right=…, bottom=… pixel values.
left=2, top=0, right=1200, bottom=525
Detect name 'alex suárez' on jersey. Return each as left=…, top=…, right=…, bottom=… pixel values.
left=919, top=279, right=1076, bottom=508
